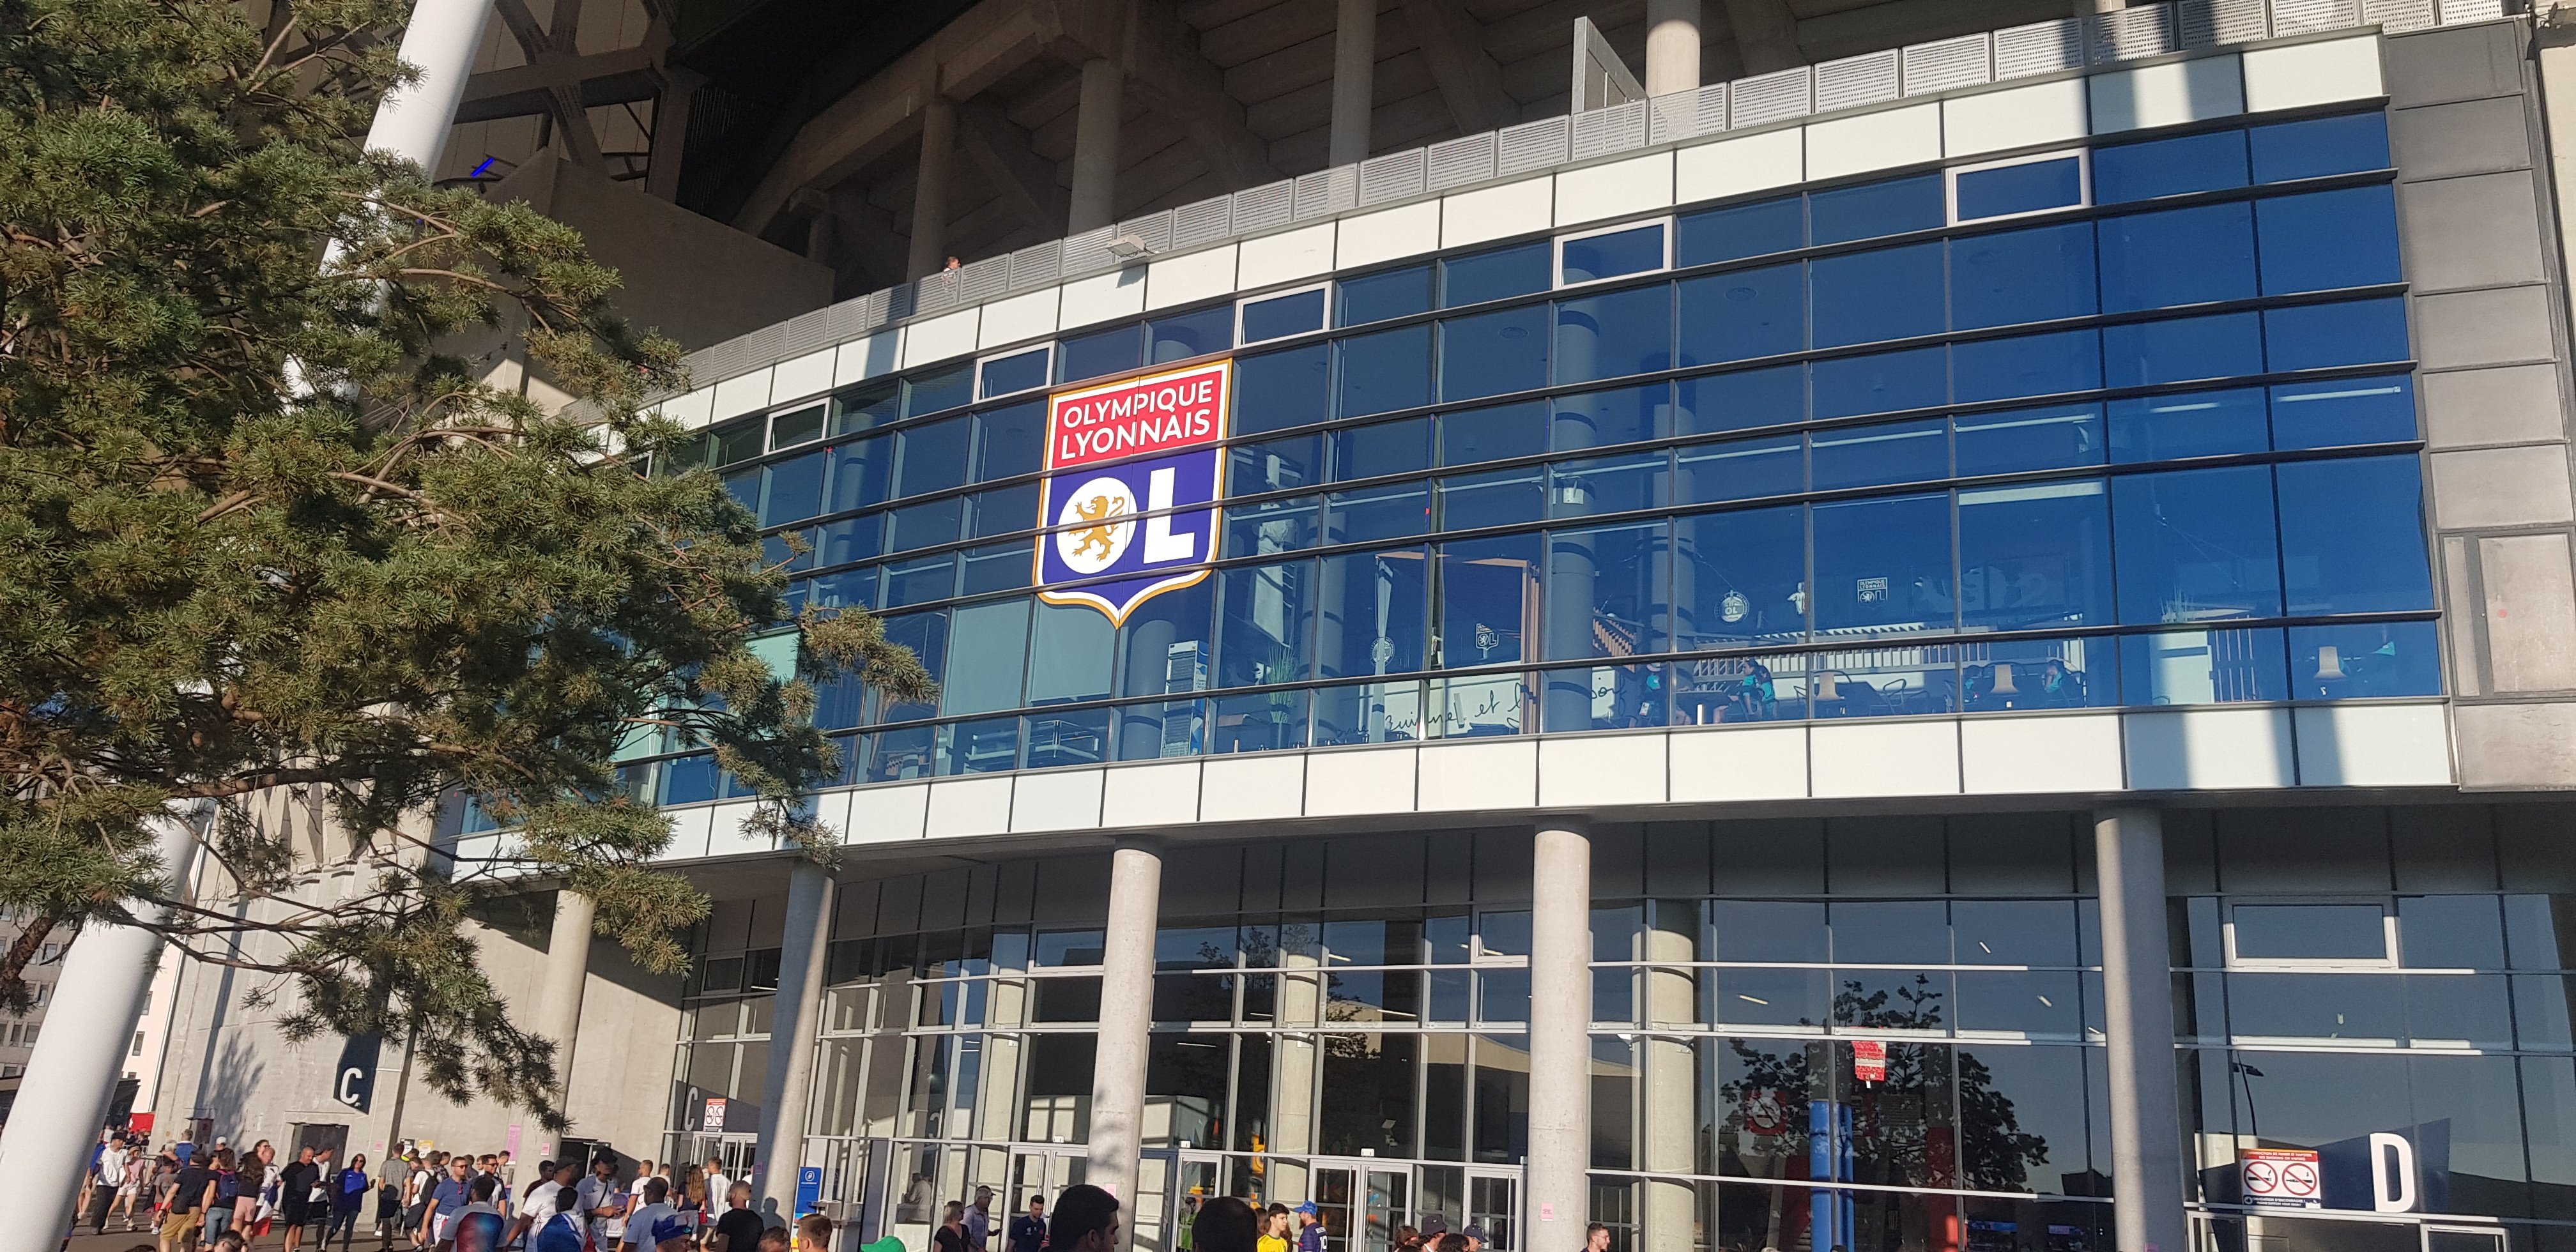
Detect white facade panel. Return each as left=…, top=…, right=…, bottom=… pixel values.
left=1146, top=245, right=1241, bottom=312
left=1674, top=128, right=1805, bottom=206
left=1336, top=202, right=1443, bottom=270
left=1305, top=745, right=1417, bottom=816
left=1667, top=725, right=1809, bottom=802
left=2293, top=705, right=2453, bottom=788
left=1961, top=714, right=2126, bottom=794
left=1943, top=79, right=2089, bottom=158
left=705, top=802, right=769, bottom=857
left=1417, top=740, right=1538, bottom=811
left=805, top=790, right=855, bottom=844
left=1440, top=178, right=1554, bottom=248
left=1811, top=720, right=1961, bottom=797
left=1058, top=268, right=1149, bottom=330
left=2087, top=55, right=2244, bottom=134
left=710, top=369, right=772, bottom=422
left=848, top=783, right=929, bottom=843
left=2241, top=36, right=2382, bottom=114
left=1238, top=223, right=1338, bottom=289
left=1806, top=103, right=1942, bottom=181
left=2124, top=707, right=2296, bottom=790
left=1554, top=152, right=1675, bottom=227
left=834, top=330, right=900, bottom=386
left=661, top=805, right=716, bottom=860
left=659, top=388, right=715, bottom=429
left=770, top=348, right=836, bottom=408
left=1537, top=733, right=1667, bottom=807
left=1101, top=760, right=1202, bottom=827
left=978, top=287, right=1061, bottom=348
left=900, top=307, right=979, bottom=369
left=1200, top=754, right=1308, bottom=822
left=926, top=776, right=1016, bottom=838
left=1010, top=769, right=1105, bottom=832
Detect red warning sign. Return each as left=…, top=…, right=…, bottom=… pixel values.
left=1853, top=1039, right=1887, bottom=1083
left=2240, top=1147, right=2322, bottom=1209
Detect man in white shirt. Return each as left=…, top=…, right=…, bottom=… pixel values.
left=702, top=1159, right=730, bottom=1214
left=514, top=1161, right=578, bottom=1249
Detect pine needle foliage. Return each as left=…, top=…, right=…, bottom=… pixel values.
left=0, top=0, right=930, bottom=1126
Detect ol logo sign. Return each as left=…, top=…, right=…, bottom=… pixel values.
left=1035, top=360, right=1228, bottom=622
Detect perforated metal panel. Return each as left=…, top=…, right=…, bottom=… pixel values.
left=1570, top=100, right=1646, bottom=158
left=1728, top=67, right=1813, bottom=126
left=1814, top=49, right=1900, bottom=112
left=1115, top=211, right=1174, bottom=256
left=1427, top=132, right=1498, bottom=190
left=2439, top=0, right=2506, bottom=19
left=1359, top=149, right=1428, bottom=205
left=1497, top=116, right=1571, bottom=176
left=1994, top=17, right=2083, bottom=78
left=1007, top=241, right=1062, bottom=290
left=828, top=289, right=891, bottom=339
left=1902, top=34, right=1991, bottom=96
left=1292, top=167, right=1358, bottom=219
left=689, top=335, right=756, bottom=386
left=2364, top=0, right=2438, bottom=30
left=912, top=273, right=961, bottom=316
left=956, top=256, right=1010, bottom=303
left=2088, top=4, right=2177, bottom=60
left=778, top=306, right=836, bottom=360
left=1170, top=197, right=1232, bottom=248
left=1644, top=89, right=1702, bottom=144
left=2270, top=0, right=2362, bottom=33
left=1230, top=181, right=1295, bottom=233
left=1059, top=225, right=1117, bottom=276
left=2179, top=0, right=2268, bottom=46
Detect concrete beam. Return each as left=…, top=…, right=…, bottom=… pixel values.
left=958, top=97, right=1073, bottom=236
left=491, top=0, right=605, bottom=165
left=1398, top=0, right=1518, bottom=135
left=457, top=46, right=660, bottom=123
left=1720, top=0, right=1802, bottom=74
left=1124, top=0, right=1282, bottom=191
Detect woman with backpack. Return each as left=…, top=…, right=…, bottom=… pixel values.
left=203, top=1149, right=241, bottom=1244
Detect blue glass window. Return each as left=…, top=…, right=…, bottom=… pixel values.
left=1676, top=505, right=1805, bottom=648
left=1811, top=420, right=1946, bottom=491
left=1812, top=346, right=1946, bottom=420
left=1810, top=174, right=1943, bottom=245
left=1025, top=708, right=1110, bottom=768
left=974, top=401, right=1044, bottom=480
left=2289, top=621, right=2440, bottom=699
left=1555, top=285, right=1672, bottom=383
left=1339, top=266, right=1434, bottom=326
left=887, top=496, right=962, bottom=553
left=1814, top=492, right=1955, bottom=636
left=903, top=364, right=974, bottom=417
left=722, top=466, right=758, bottom=512
left=1953, top=404, right=2103, bottom=476
left=2276, top=456, right=2432, bottom=615
left=1227, top=435, right=1319, bottom=497
left=759, top=451, right=827, bottom=526
left=1243, top=288, right=1328, bottom=342
left=2094, top=130, right=2247, bottom=204
left=1059, top=323, right=1142, bottom=382
left=2107, top=388, right=2267, bottom=463
left=865, top=725, right=935, bottom=781
left=763, top=529, right=813, bottom=573
left=2264, top=299, right=2409, bottom=373
left=2119, top=626, right=2288, bottom=705
left=2098, top=202, right=2256, bottom=311
left=1026, top=601, right=1112, bottom=705
left=960, top=538, right=1032, bottom=593
left=1551, top=452, right=1667, bottom=516
left=1441, top=401, right=1547, bottom=467
left=1678, top=264, right=1804, bottom=365
left=1954, top=156, right=2083, bottom=221
left=1331, top=418, right=1432, bottom=482
left=1952, top=223, right=2096, bottom=330
left=1439, top=306, right=1549, bottom=401
left=1561, top=224, right=1666, bottom=284
left=815, top=514, right=880, bottom=567
left=1442, top=242, right=1551, bottom=307
left=1114, top=581, right=1213, bottom=697
left=2250, top=112, right=2390, bottom=183
left=1314, top=681, right=1420, bottom=746
left=1318, top=547, right=1430, bottom=678
left=2103, top=312, right=2264, bottom=388
left=1236, top=344, right=1330, bottom=434
left=1215, top=689, right=1309, bottom=753
left=1676, top=195, right=1804, bottom=265
left=1437, top=466, right=1545, bottom=530
left=941, top=717, right=1021, bottom=775
left=980, top=348, right=1049, bottom=398
left=832, top=381, right=900, bottom=434
left=1543, top=522, right=1667, bottom=660
left=877, top=611, right=947, bottom=722
left=1216, top=558, right=1316, bottom=687
left=1150, top=305, right=1233, bottom=362
left=1676, top=365, right=1802, bottom=435
left=1954, top=329, right=2101, bottom=404
left=1554, top=383, right=1666, bottom=450
left=2257, top=187, right=2400, bottom=294
left=2111, top=466, right=2281, bottom=622
left=1323, top=480, right=1430, bottom=543
left=942, top=599, right=1031, bottom=715
left=660, top=754, right=719, bottom=804
left=2269, top=376, right=2416, bottom=449
left=1958, top=480, right=2111, bottom=630
left=809, top=565, right=877, bottom=611
left=1675, top=434, right=1802, bottom=504
left=883, top=552, right=957, bottom=609
left=770, top=404, right=825, bottom=450
left=1224, top=495, right=1319, bottom=556
left=895, top=415, right=972, bottom=497
left=1811, top=243, right=1943, bottom=347
left=1435, top=534, right=1540, bottom=666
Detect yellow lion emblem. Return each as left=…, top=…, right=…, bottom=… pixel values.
left=1069, top=493, right=1129, bottom=560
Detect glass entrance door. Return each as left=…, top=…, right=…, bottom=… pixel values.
left=1361, top=1168, right=1409, bottom=1252
left=1008, top=1148, right=1085, bottom=1218
left=1464, top=1169, right=1518, bottom=1252
left=1162, top=1153, right=1222, bottom=1252
left=2424, top=1227, right=2506, bottom=1252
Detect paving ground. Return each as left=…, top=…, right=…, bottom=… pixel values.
left=61, top=1220, right=413, bottom=1252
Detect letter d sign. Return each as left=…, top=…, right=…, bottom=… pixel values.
left=2370, top=1132, right=2418, bottom=1212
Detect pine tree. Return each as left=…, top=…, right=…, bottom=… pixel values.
left=0, top=0, right=929, bottom=1124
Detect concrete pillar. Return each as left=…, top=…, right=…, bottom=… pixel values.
left=1328, top=0, right=1377, bottom=168
left=1070, top=57, right=1124, bottom=235
left=644, top=67, right=705, bottom=202
left=2095, top=809, right=2188, bottom=1252
left=1527, top=821, right=1593, bottom=1247
left=532, top=890, right=597, bottom=1113
left=1643, top=0, right=1701, bottom=98
left=0, top=811, right=199, bottom=1252
left=1088, top=841, right=1162, bottom=1242
left=756, top=862, right=834, bottom=1219
left=1640, top=912, right=1696, bottom=1251
left=906, top=96, right=957, bottom=283
left=367, top=0, right=498, bottom=172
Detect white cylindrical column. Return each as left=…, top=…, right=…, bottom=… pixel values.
left=1328, top=0, right=1377, bottom=168
left=1644, top=0, right=1701, bottom=98
left=0, top=812, right=199, bottom=1252
left=905, top=96, right=956, bottom=283
left=2095, top=809, right=2188, bottom=1252
left=1086, top=840, right=1161, bottom=1248
left=532, top=890, right=597, bottom=1113
left=1527, top=821, right=1593, bottom=1249
left=1070, top=57, right=1124, bottom=235
left=367, top=0, right=497, bottom=172
left=756, top=862, right=834, bottom=1220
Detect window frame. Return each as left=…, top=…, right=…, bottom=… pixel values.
left=1946, top=148, right=2093, bottom=227
left=2221, top=896, right=2399, bottom=970
left=1238, top=280, right=1333, bottom=344
left=1553, top=216, right=1675, bottom=291
left=975, top=344, right=1055, bottom=401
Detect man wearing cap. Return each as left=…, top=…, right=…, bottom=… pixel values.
left=1292, top=1205, right=1323, bottom=1252
left=1459, top=1226, right=1484, bottom=1252
left=966, top=1186, right=995, bottom=1252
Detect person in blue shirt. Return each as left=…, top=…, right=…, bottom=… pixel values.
left=1005, top=1196, right=1046, bottom=1252
left=1292, top=1205, right=1324, bottom=1252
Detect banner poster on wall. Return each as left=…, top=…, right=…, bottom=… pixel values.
left=1034, top=360, right=1229, bottom=623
